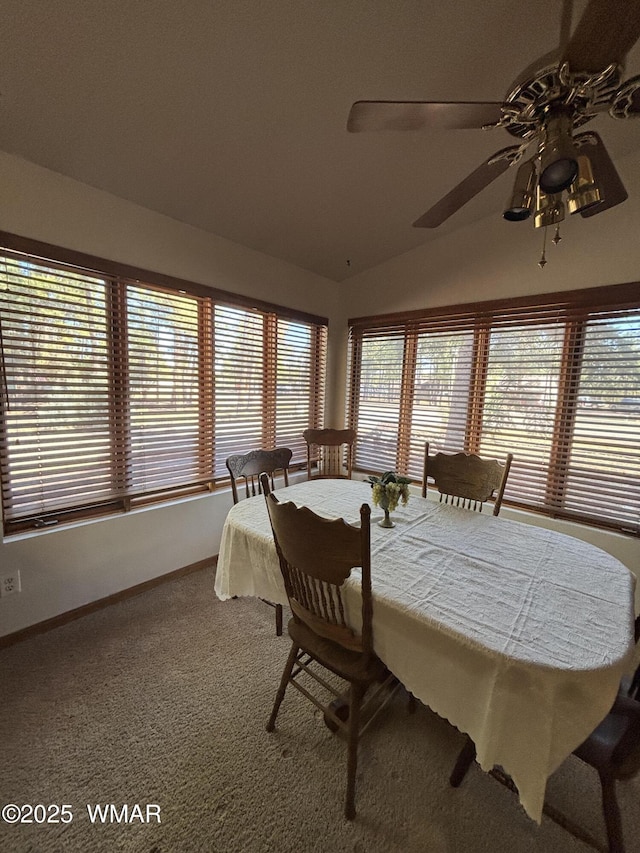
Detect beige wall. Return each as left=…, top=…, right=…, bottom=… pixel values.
left=341, top=149, right=640, bottom=319
left=1, top=148, right=638, bottom=637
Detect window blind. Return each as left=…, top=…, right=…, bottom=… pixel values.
left=0, top=241, right=327, bottom=533
left=126, top=283, right=207, bottom=494
left=213, top=304, right=268, bottom=475
left=0, top=255, right=115, bottom=522
left=274, top=317, right=326, bottom=465
left=348, top=284, right=640, bottom=535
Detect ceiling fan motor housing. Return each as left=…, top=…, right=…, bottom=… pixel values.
left=538, top=108, right=579, bottom=193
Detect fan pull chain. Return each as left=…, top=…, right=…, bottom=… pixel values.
left=538, top=226, right=548, bottom=269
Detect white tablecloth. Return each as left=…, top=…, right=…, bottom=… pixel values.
left=214, top=479, right=636, bottom=822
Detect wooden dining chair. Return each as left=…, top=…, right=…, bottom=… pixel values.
left=225, top=447, right=292, bottom=635
left=422, top=442, right=513, bottom=515
left=226, top=447, right=292, bottom=504
left=621, top=614, right=640, bottom=697
left=302, top=428, right=356, bottom=480
left=260, top=472, right=399, bottom=820
left=450, top=618, right=640, bottom=853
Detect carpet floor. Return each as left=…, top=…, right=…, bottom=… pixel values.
left=1, top=565, right=638, bottom=853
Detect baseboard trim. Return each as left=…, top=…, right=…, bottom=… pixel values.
left=0, top=556, right=217, bottom=650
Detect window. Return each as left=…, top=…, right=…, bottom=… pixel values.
left=348, top=284, right=640, bottom=535
left=0, top=236, right=327, bottom=534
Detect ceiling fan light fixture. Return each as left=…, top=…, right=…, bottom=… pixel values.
left=566, top=153, right=603, bottom=214
left=539, top=111, right=579, bottom=194
left=503, top=158, right=537, bottom=221
left=534, top=185, right=565, bottom=229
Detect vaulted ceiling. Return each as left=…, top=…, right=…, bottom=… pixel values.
left=1, top=1, right=639, bottom=282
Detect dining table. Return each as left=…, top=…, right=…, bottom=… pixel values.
left=214, top=478, right=636, bottom=823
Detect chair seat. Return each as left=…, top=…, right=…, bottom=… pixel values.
left=574, top=712, right=631, bottom=770
left=288, top=618, right=387, bottom=684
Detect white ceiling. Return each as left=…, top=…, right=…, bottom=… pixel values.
left=1, top=1, right=639, bottom=282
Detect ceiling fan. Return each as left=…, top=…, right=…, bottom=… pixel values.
left=347, top=0, right=640, bottom=234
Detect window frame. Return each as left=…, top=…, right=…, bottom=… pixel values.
left=348, top=281, right=640, bottom=536
left=0, top=231, right=327, bottom=535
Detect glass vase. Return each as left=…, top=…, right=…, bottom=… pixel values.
left=378, top=493, right=395, bottom=528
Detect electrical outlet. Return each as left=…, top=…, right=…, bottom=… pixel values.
left=0, top=570, right=21, bottom=597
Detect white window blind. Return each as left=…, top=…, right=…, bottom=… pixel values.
left=348, top=285, right=640, bottom=534
left=350, top=331, right=404, bottom=474
left=213, top=304, right=266, bottom=475
left=275, top=317, right=325, bottom=465
left=0, top=255, right=114, bottom=522
left=0, top=240, right=327, bottom=533
left=127, top=283, right=206, bottom=493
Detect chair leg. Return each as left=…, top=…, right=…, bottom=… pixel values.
left=344, top=682, right=366, bottom=821
left=275, top=604, right=283, bottom=637
left=450, top=736, right=476, bottom=788
left=266, top=643, right=298, bottom=732
left=599, top=772, right=625, bottom=853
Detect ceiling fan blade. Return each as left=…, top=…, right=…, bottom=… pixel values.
left=575, top=132, right=628, bottom=218
left=559, top=0, right=574, bottom=53
left=347, top=101, right=503, bottom=132
left=563, top=0, right=640, bottom=72
left=413, top=148, right=519, bottom=228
